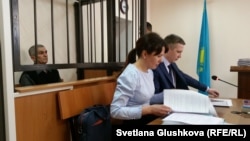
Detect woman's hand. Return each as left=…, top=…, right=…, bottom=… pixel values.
left=143, top=104, right=172, bottom=117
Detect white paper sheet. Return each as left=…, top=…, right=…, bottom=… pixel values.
left=210, top=98, right=232, bottom=107
left=163, top=89, right=211, bottom=114
left=162, top=113, right=224, bottom=125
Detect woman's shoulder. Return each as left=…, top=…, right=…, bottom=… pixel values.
left=118, top=64, right=139, bottom=80
left=122, top=64, right=139, bottom=74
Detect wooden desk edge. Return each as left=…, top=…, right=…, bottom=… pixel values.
left=15, top=76, right=116, bottom=93
left=148, top=98, right=250, bottom=125
left=230, top=66, right=250, bottom=72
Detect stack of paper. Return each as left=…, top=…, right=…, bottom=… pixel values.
left=163, top=113, right=224, bottom=125
left=162, top=89, right=224, bottom=124
left=242, top=99, right=250, bottom=113
left=238, top=58, right=250, bottom=66
left=210, top=98, right=232, bottom=107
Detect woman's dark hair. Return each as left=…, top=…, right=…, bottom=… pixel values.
left=125, top=32, right=166, bottom=66
left=116, top=32, right=166, bottom=78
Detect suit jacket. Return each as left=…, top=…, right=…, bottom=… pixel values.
left=153, top=62, right=207, bottom=94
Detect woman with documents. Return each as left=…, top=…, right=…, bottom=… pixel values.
left=110, top=33, right=172, bottom=125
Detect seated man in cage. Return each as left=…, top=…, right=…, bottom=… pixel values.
left=19, top=44, right=62, bottom=86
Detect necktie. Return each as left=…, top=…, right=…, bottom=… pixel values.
left=168, top=65, right=173, bottom=83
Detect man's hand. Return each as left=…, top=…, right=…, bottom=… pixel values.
left=207, top=88, right=219, bottom=98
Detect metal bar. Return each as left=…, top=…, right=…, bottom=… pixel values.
left=106, top=0, right=116, bottom=62
left=132, top=0, right=134, bottom=52
left=100, top=0, right=104, bottom=63
left=87, top=1, right=91, bottom=62
left=140, top=0, right=147, bottom=37
left=66, top=0, right=70, bottom=63
left=80, top=0, right=84, bottom=63
left=93, top=1, right=96, bottom=63
left=34, top=0, right=38, bottom=64
left=118, top=0, right=121, bottom=62
left=11, top=0, right=21, bottom=71
left=51, top=0, right=55, bottom=64
left=125, top=0, right=128, bottom=55
left=74, top=1, right=84, bottom=80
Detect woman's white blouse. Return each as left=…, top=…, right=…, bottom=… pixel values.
left=110, top=64, right=155, bottom=120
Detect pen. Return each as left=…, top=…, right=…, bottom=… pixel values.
left=210, top=99, right=223, bottom=102
left=231, top=111, right=250, bottom=114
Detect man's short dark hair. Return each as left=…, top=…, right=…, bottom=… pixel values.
left=147, top=22, right=152, bottom=32
left=164, top=34, right=186, bottom=49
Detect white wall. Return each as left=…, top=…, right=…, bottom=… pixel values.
left=147, top=0, right=250, bottom=98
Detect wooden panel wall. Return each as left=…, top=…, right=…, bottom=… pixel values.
left=15, top=92, right=71, bottom=141
left=84, top=69, right=107, bottom=79
left=15, top=76, right=116, bottom=141
left=83, top=69, right=121, bottom=79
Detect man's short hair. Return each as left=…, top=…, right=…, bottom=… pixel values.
left=146, top=22, right=152, bottom=32
left=164, top=34, right=186, bottom=49
left=28, top=44, right=45, bottom=56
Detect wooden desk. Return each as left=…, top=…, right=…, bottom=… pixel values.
left=230, top=66, right=250, bottom=99
left=148, top=99, right=250, bottom=125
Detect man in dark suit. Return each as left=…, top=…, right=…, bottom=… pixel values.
left=151, top=34, right=219, bottom=104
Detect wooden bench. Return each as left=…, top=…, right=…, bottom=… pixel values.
left=57, top=81, right=116, bottom=120
left=15, top=76, right=118, bottom=141
left=57, top=76, right=122, bottom=140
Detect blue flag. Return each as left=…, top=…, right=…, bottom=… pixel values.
left=197, top=0, right=210, bottom=95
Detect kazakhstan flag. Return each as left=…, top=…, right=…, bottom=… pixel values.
left=197, top=0, right=210, bottom=95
